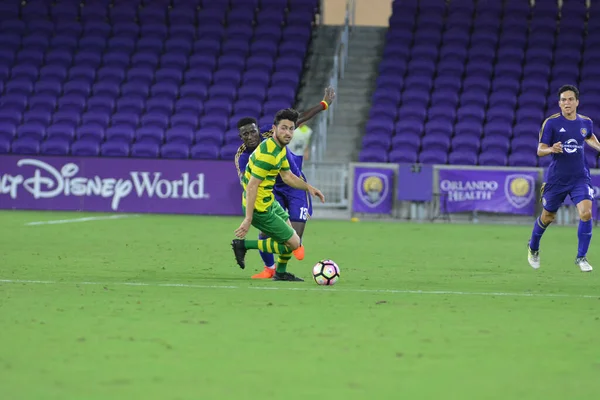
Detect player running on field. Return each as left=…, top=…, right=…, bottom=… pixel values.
left=231, top=108, right=325, bottom=282
left=527, top=84, right=600, bottom=272
left=234, top=86, right=335, bottom=279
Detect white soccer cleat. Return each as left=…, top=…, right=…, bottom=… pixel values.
left=575, top=257, right=593, bottom=272
left=527, top=245, right=540, bottom=269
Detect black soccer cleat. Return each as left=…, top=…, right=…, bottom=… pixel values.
left=231, top=239, right=247, bottom=269
left=272, top=272, right=304, bottom=282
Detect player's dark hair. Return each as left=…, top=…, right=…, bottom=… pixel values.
left=273, top=108, right=299, bottom=127
left=237, top=117, right=258, bottom=129
left=558, top=85, right=579, bottom=100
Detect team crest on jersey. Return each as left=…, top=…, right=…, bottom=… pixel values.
left=504, top=174, right=535, bottom=209
left=357, top=172, right=389, bottom=208
left=581, top=128, right=588, bottom=137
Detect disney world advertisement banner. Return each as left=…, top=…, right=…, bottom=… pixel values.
left=0, top=155, right=243, bottom=215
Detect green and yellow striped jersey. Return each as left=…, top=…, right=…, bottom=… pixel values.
left=241, top=137, right=290, bottom=212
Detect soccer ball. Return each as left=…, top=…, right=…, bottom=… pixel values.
left=312, top=259, right=340, bottom=286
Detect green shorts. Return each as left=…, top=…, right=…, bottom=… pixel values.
left=243, top=201, right=295, bottom=243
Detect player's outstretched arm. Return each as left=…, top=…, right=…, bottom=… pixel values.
left=297, top=86, right=336, bottom=127
left=538, top=142, right=563, bottom=157
left=585, top=134, right=600, bottom=153
left=279, top=169, right=325, bottom=203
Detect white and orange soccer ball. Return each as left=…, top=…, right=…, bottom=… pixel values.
left=312, top=259, right=340, bottom=286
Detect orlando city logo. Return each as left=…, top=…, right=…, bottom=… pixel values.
left=357, top=172, right=390, bottom=208
left=581, top=128, right=588, bottom=137
left=504, top=174, right=535, bottom=209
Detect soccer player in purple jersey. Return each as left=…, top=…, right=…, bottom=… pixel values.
left=527, top=85, right=600, bottom=272
left=234, top=86, right=335, bottom=279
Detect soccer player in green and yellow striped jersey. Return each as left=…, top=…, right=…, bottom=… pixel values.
left=231, top=108, right=325, bottom=281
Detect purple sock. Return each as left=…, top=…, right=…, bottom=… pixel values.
left=577, top=219, right=593, bottom=258
left=529, top=217, right=548, bottom=251
left=258, top=232, right=275, bottom=267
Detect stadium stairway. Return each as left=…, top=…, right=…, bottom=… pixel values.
left=325, top=27, right=386, bottom=162
left=296, top=25, right=339, bottom=116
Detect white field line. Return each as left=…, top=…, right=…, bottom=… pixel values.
left=25, top=214, right=140, bottom=226
left=0, top=279, right=598, bottom=299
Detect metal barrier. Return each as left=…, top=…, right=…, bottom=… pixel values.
left=310, top=0, right=355, bottom=163
left=303, top=162, right=349, bottom=208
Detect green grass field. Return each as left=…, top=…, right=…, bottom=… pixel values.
left=1, top=210, right=600, bottom=400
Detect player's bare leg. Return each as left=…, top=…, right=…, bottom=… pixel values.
left=290, top=221, right=306, bottom=260
left=575, top=200, right=593, bottom=272
left=528, top=209, right=556, bottom=269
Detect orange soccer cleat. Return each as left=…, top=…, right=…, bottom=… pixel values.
left=292, top=244, right=305, bottom=260
left=251, top=266, right=276, bottom=279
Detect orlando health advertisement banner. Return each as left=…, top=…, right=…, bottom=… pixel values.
left=0, top=155, right=242, bottom=215
left=438, top=168, right=538, bottom=215
left=352, top=166, right=394, bottom=214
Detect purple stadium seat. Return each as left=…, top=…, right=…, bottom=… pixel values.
left=478, top=151, right=508, bottom=166
left=165, top=127, right=194, bottom=145
left=451, top=134, right=481, bottom=153
left=17, top=123, right=46, bottom=142
left=508, top=152, right=537, bottom=167
left=421, top=133, right=451, bottom=153
left=359, top=148, right=388, bottom=163
left=111, top=111, right=140, bottom=129
left=69, top=139, right=99, bottom=156
left=131, top=141, right=160, bottom=158
left=168, top=112, right=196, bottom=129
left=46, top=124, right=76, bottom=142
left=449, top=150, right=478, bottom=165
left=76, top=125, right=105, bottom=143
left=425, top=120, right=453, bottom=136
left=113, top=23, right=140, bottom=39
left=106, top=126, right=135, bottom=143
left=481, top=136, right=510, bottom=153
left=220, top=143, right=241, bottom=160
left=0, top=115, right=17, bottom=135
left=196, top=128, right=224, bottom=147
left=190, top=143, right=220, bottom=160
left=141, top=114, right=170, bottom=130
left=101, top=141, right=130, bottom=157
left=161, top=142, right=190, bottom=159
left=136, top=126, right=164, bottom=145
left=362, top=135, right=391, bottom=152
left=0, top=136, right=11, bottom=154
left=41, top=138, right=70, bottom=156
left=391, top=132, right=421, bottom=153
left=395, top=118, right=425, bottom=136
left=82, top=112, right=111, bottom=129
left=417, top=149, right=447, bottom=164
left=175, top=98, right=203, bottom=114
left=11, top=137, right=40, bottom=155
left=23, top=110, right=51, bottom=126
left=483, top=121, right=513, bottom=138
left=388, top=148, right=418, bottom=163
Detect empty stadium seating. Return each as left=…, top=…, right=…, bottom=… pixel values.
left=0, top=0, right=318, bottom=159
left=362, top=0, right=600, bottom=167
